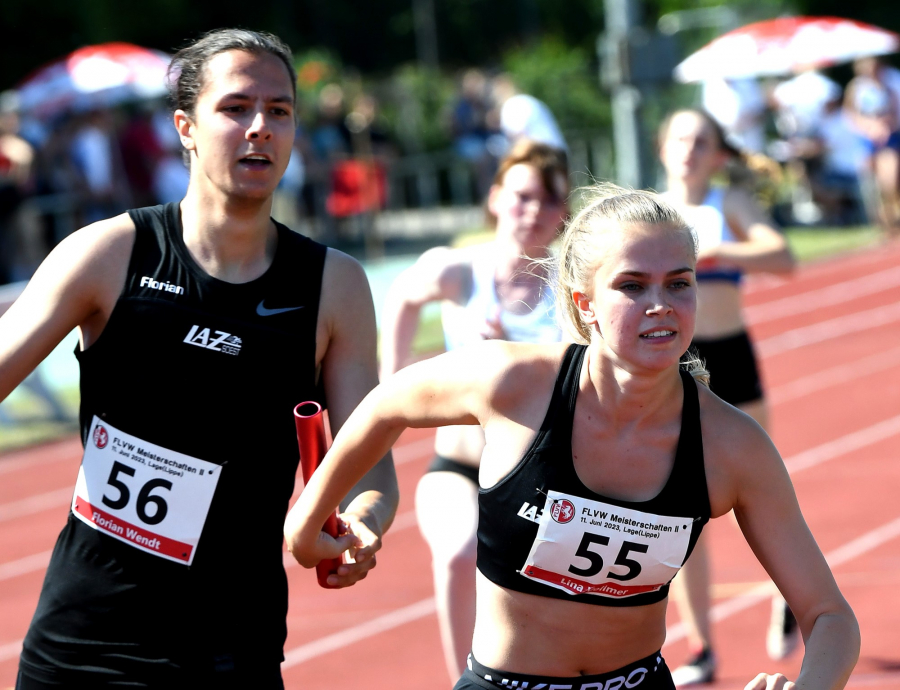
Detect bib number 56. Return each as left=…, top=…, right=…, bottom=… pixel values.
left=102, top=461, right=172, bottom=525
left=568, top=532, right=650, bottom=581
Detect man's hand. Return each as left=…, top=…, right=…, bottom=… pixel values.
left=322, top=512, right=385, bottom=588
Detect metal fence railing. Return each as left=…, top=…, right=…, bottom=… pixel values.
left=9, top=134, right=615, bottom=259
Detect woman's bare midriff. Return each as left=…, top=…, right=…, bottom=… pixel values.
left=694, top=281, right=745, bottom=339
left=471, top=572, right=668, bottom=676
left=434, top=425, right=486, bottom=467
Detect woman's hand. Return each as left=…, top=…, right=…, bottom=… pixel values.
left=745, top=672, right=795, bottom=690
left=323, top=512, right=386, bottom=587
left=287, top=519, right=360, bottom=571
left=481, top=305, right=509, bottom=340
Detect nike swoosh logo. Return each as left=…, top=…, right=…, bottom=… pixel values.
left=256, top=300, right=305, bottom=317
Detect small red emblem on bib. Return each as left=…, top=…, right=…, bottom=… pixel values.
left=93, top=425, right=108, bottom=449
left=551, top=499, right=575, bottom=523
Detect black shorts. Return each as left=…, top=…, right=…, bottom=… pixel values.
left=690, top=331, right=763, bottom=406
left=427, top=454, right=480, bottom=486
left=454, top=651, right=675, bottom=690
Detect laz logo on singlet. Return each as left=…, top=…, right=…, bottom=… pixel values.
left=183, top=325, right=242, bottom=355
left=518, top=501, right=544, bottom=523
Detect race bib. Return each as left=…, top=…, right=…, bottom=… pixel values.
left=72, top=417, right=222, bottom=565
left=521, top=490, right=693, bottom=598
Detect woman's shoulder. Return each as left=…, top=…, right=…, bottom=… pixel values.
left=696, top=385, right=783, bottom=517
left=485, top=341, right=572, bottom=400
left=424, top=340, right=568, bottom=392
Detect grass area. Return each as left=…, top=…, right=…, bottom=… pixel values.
left=0, top=420, right=80, bottom=453
left=0, top=387, right=80, bottom=453
left=784, top=225, right=882, bottom=262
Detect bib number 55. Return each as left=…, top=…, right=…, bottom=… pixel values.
left=568, top=532, right=650, bottom=581
left=103, top=461, right=172, bottom=526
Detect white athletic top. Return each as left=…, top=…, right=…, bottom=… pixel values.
left=664, top=188, right=742, bottom=284
left=500, top=94, right=568, bottom=151
left=850, top=67, right=900, bottom=122
left=442, top=244, right=561, bottom=351
left=701, top=78, right=767, bottom=154
left=772, top=71, right=841, bottom=136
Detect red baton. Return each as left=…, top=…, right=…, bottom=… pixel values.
left=294, top=401, right=342, bottom=589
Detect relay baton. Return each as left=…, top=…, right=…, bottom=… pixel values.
left=294, top=401, right=342, bottom=589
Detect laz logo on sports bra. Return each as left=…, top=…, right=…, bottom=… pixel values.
left=521, top=490, right=694, bottom=599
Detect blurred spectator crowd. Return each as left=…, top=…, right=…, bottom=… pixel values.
left=703, top=56, right=900, bottom=233
left=0, top=67, right=571, bottom=287
left=4, top=55, right=900, bottom=288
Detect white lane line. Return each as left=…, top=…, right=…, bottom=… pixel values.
left=11, top=407, right=900, bottom=578
left=275, top=514, right=900, bottom=667
left=393, top=437, right=436, bottom=466
left=757, top=301, right=900, bottom=358
left=825, top=515, right=900, bottom=569
left=6, top=428, right=900, bottom=667
left=277, top=416, right=900, bottom=663
left=783, top=413, right=900, bottom=475
left=0, top=434, right=430, bottom=523
left=387, top=510, right=419, bottom=533
left=0, top=550, right=51, bottom=582
left=0, top=638, right=22, bottom=663
left=664, top=514, right=900, bottom=647
left=0, top=487, right=72, bottom=523
left=743, top=244, right=895, bottom=296
left=0, top=444, right=80, bottom=476
left=745, top=265, right=900, bottom=325
left=847, top=671, right=900, bottom=687
left=769, top=345, right=900, bottom=405
left=281, top=597, right=436, bottom=669
left=694, top=670, right=900, bottom=690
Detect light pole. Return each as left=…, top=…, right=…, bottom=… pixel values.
left=412, top=0, right=439, bottom=70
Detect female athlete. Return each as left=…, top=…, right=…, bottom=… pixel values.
left=285, top=184, right=858, bottom=690
left=658, top=108, right=797, bottom=685
left=379, top=139, right=568, bottom=681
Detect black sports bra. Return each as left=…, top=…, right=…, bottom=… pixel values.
left=476, top=344, right=711, bottom=607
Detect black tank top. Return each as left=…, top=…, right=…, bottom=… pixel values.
left=20, top=203, right=327, bottom=685
left=477, top=344, right=710, bottom=607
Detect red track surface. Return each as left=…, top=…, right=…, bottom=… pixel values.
left=3, top=244, right=900, bottom=689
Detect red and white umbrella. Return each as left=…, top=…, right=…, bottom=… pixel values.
left=16, top=42, right=171, bottom=116
left=674, top=16, right=900, bottom=83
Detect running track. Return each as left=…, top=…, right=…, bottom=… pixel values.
left=2, top=244, right=900, bottom=689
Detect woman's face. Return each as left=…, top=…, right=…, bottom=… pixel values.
left=176, top=49, right=296, bottom=202
left=488, top=163, right=566, bottom=256
left=578, top=223, right=697, bottom=374
left=659, top=112, right=727, bottom=185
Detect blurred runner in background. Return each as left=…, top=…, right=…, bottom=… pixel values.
left=379, top=139, right=568, bottom=682
left=845, top=57, right=900, bottom=235
left=702, top=77, right=768, bottom=154
left=658, top=108, right=797, bottom=686
left=491, top=75, right=568, bottom=154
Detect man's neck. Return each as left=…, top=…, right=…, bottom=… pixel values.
left=178, top=186, right=278, bottom=284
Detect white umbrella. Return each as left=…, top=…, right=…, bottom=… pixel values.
left=17, top=42, right=171, bottom=116
left=674, top=16, right=900, bottom=83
